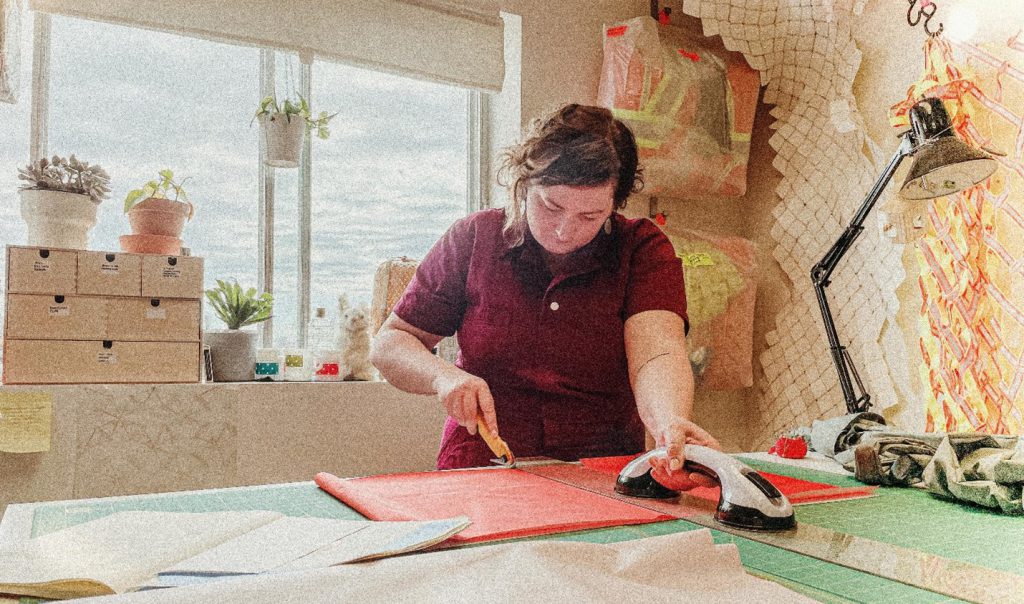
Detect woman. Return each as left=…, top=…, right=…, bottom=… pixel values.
left=371, top=104, right=719, bottom=490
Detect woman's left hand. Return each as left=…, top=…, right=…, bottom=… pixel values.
left=648, top=419, right=722, bottom=491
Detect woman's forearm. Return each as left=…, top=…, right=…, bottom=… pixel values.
left=370, top=328, right=458, bottom=395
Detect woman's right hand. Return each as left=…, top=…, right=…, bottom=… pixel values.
left=432, top=367, right=498, bottom=436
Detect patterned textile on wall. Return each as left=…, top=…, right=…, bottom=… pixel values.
left=597, top=15, right=760, bottom=197
left=889, top=37, right=1024, bottom=434
left=669, top=229, right=757, bottom=390
left=677, top=0, right=906, bottom=450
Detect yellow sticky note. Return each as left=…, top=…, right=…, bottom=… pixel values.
left=680, top=252, right=715, bottom=268
left=0, top=392, right=52, bottom=453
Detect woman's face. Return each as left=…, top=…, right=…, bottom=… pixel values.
left=525, top=183, right=615, bottom=257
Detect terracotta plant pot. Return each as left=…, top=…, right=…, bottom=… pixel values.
left=260, top=113, right=306, bottom=168
left=128, top=197, right=190, bottom=237
left=19, top=189, right=98, bottom=249
left=119, top=233, right=181, bottom=255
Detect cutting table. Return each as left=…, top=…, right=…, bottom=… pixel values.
left=2, top=455, right=1023, bottom=603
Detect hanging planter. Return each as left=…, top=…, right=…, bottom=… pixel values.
left=16, top=155, right=111, bottom=250
left=259, top=113, right=306, bottom=168
left=253, top=94, right=336, bottom=169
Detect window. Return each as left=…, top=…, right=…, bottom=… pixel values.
left=1, top=13, right=477, bottom=354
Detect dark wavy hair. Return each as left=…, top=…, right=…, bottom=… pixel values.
left=496, top=104, right=643, bottom=246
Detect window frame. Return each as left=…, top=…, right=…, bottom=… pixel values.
left=27, top=14, right=487, bottom=349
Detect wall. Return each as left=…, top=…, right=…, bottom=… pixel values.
left=0, top=382, right=448, bottom=516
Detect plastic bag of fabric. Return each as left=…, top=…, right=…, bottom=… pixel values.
left=598, top=16, right=759, bottom=197
left=668, top=228, right=757, bottom=390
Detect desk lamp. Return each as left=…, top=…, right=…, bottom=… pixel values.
left=811, top=97, right=998, bottom=413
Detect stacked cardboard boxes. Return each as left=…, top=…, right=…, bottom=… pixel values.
left=2, top=245, right=204, bottom=384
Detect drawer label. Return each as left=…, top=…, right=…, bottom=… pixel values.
left=161, top=267, right=182, bottom=279
left=32, top=260, right=51, bottom=272
left=47, top=304, right=70, bottom=317
left=100, top=263, right=121, bottom=274
left=146, top=307, right=167, bottom=320
left=97, top=351, right=117, bottom=364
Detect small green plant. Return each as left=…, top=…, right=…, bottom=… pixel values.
left=124, top=169, right=194, bottom=219
left=17, top=155, right=111, bottom=203
left=253, top=94, right=336, bottom=140
left=205, top=279, right=273, bottom=330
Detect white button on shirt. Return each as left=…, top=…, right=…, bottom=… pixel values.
left=550, top=301, right=559, bottom=311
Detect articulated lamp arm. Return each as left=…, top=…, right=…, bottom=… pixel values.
left=810, top=132, right=916, bottom=414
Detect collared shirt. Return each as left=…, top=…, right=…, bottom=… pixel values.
left=394, top=208, right=688, bottom=469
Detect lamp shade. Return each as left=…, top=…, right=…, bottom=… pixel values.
left=898, top=98, right=998, bottom=200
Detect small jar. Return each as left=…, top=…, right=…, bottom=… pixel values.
left=282, top=349, right=313, bottom=381
left=254, top=348, right=283, bottom=381
left=314, top=349, right=343, bottom=382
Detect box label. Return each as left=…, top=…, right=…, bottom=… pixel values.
left=32, top=260, right=52, bottom=272
left=161, top=267, right=182, bottom=279
left=146, top=307, right=167, bottom=320
left=101, top=263, right=121, bottom=275
left=97, top=351, right=117, bottom=364
left=48, top=304, right=70, bottom=317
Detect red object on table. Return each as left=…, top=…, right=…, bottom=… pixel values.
left=580, top=455, right=875, bottom=505
left=768, top=436, right=808, bottom=459
left=315, top=468, right=674, bottom=544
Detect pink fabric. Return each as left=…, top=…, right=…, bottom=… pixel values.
left=394, top=209, right=688, bottom=469
left=315, top=468, right=674, bottom=544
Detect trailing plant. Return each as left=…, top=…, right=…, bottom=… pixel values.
left=253, top=94, right=336, bottom=140
left=17, top=155, right=112, bottom=204
left=205, top=279, right=273, bottom=330
left=124, top=169, right=194, bottom=219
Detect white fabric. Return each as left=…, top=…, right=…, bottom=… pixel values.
left=29, top=0, right=504, bottom=92
left=75, top=529, right=817, bottom=603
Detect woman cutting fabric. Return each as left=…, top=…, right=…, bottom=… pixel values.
left=370, top=103, right=720, bottom=491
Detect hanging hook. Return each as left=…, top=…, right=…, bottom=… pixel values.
left=907, top=0, right=944, bottom=37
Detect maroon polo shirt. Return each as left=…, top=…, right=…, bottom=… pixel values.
left=393, top=208, right=687, bottom=469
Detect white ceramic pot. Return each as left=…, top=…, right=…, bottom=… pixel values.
left=204, top=329, right=257, bottom=382
left=18, top=189, right=99, bottom=249
left=260, top=113, right=306, bottom=168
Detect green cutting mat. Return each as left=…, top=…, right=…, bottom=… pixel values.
left=740, top=457, right=1024, bottom=577
left=26, top=474, right=961, bottom=604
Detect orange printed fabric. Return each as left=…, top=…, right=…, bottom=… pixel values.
left=890, top=37, right=1022, bottom=434
left=580, top=456, right=876, bottom=505
left=315, top=469, right=673, bottom=544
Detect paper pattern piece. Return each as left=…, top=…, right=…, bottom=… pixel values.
left=669, top=228, right=757, bottom=389
left=888, top=37, right=1024, bottom=434
left=0, top=510, right=469, bottom=599
left=315, top=468, right=673, bottom=544
left=0, top=392, right=51, bottom=453
left=599, top=16, right=759, bottom=197
left=675, top=0, right=903, bottom=449
left=63, top=529, right=817, bottom=604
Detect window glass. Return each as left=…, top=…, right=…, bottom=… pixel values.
left=46, top=15, right=261, bottom=330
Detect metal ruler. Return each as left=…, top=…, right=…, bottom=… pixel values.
left=523, top=463, right=1024, bottom=604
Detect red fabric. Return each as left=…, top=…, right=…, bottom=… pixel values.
left=393, top=209, right=688, bottom=469
left=768, top=436, right=808, bottom=459
left=579, top=456, right=876, bottom=504
left=315, top=468, right=674, bottom=544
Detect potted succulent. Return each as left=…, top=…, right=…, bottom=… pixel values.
left=120, top=169, right=194, bottom=255
left=204, top=279, right=273, bottom=382
left=254, top=94, right=336, bottom=168
left=17, top=155, right=111, bottom=249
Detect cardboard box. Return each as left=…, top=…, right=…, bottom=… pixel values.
left=141, top=255, right=204, bottom=299
left=4, top=293, right=106, bottom=340
left=2, top=340, right=201, bottom=384
left=6, top=246, right=77, bottom=295
left=77, top=251, right=142, bottom=296
left=104, top=297, right=202, bottom=342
